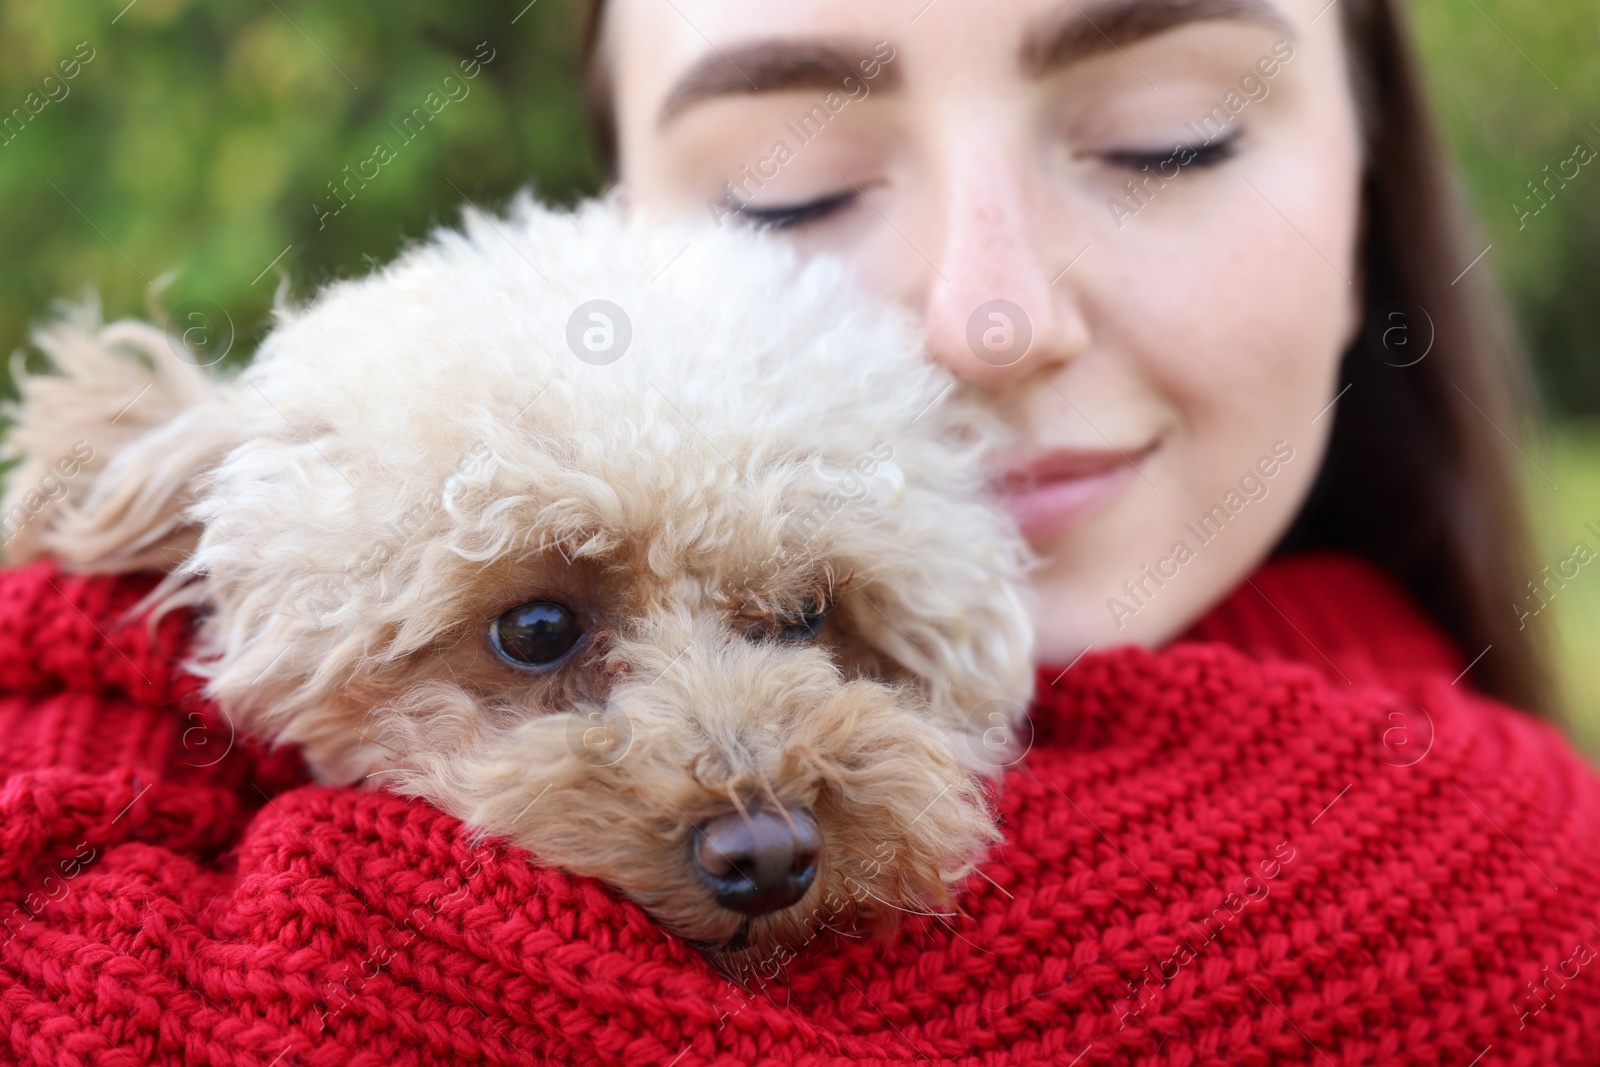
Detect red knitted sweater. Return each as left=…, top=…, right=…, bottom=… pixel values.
left=2, top=553, right=1598, bottom=1066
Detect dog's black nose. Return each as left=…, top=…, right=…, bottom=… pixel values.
left=692, top=807, right=821, bottom=916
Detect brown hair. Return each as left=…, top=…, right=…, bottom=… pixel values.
left=567, top=0, right=1554, bottom=716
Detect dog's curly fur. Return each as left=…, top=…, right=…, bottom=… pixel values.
left=2, top=195, right=1034, bottom=966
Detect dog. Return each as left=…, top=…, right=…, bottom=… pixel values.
left=1, top=195, right=1034, bottom=967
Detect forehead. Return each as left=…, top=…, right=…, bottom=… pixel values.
left=608, top=0, right=1312, bottom=41
left=239, top=203, right=946, bottom=625
left=607, top=0, right=1313, bottom=104
left=443, top=532, right=818, bottom=621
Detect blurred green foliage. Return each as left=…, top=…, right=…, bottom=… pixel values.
left=0, top=0, right=602, bottom=373
left=1410, top=0, right=1600, bottom=414
left=1532, top=423, right=1600, bottom=752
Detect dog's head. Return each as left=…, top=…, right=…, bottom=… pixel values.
left=12, top=196, right=1035, bottom=965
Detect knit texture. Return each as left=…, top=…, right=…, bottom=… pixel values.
left=1, top=553, right=1597, bottom=1065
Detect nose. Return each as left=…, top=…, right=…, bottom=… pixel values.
left=919, top=155, right=1089, bottom=388
left=692, top=807, right=821, bottom=916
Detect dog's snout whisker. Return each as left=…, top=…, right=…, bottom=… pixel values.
left=692, top=806, right=821, bottom=917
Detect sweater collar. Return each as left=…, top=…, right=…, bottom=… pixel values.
left=1171, top=550, right=1467, bottom=689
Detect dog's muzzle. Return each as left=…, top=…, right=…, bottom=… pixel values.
left=692, top=806, right=820, bottom=916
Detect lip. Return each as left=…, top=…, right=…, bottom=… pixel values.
left=995, top=444, right=1155, bottom=542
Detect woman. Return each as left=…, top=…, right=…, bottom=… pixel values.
left=589, top=0, right=1543, bottom=711
left=0, top=1, right=1595, bottom=1064
left=562, top=0, right=1597, bottom=1060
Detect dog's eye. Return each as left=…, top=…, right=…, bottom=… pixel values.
left=490, top=601, right=582, bottom=670
left=774, top=597, right=827, bottom=642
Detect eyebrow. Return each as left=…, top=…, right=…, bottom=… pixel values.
left=1021, top=0, right=1295, bottom=74
left=658, top=39, right=901, bottom=128
left=656, top=0, right=1291, bottom=128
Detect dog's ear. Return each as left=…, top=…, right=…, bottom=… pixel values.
left=1, top=303, right=241, bottom=573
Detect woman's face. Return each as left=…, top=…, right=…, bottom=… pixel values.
left=605, top=0, right=1364, bottom=662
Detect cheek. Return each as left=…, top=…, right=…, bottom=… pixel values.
left=1086, top=53, right=1365, bottom=423
left=1035, top=122, right=1360, bottom=653
left=1162, top=232, right=1349, bottom=432
left=1093, top=138, right=1361, bottom=490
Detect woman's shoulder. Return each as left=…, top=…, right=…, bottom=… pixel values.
left=1024, top=552, right=1597, bottom=888
left=980, top=550, right=1600, bottom=1061
left=1178, top=549, right=1469, bottom=686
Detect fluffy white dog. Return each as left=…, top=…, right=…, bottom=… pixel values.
left=1, top=196, right=1033, bottom=966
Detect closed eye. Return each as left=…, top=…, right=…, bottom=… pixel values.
left=741, top=595, right=829, bottom=643
left=737, top=190, right=857, bottom=231
left=1100, top=130, right=1241, bottom=173
left=775, top=598, right=827, bottom=642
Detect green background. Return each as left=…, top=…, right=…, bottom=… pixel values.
left=1, top=0, right=1597, bottom=741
